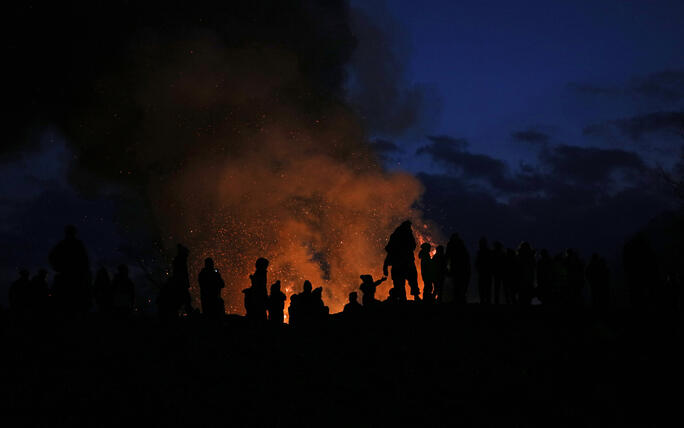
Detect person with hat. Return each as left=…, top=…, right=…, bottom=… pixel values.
left=359, top=274, right=387, bottom=307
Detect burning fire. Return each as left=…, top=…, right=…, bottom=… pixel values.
left=160, top=125, right=441, bottom=316
left=122, top=35, right=445, bottom=318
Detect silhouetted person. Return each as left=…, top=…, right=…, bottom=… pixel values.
left=93, top=267, right=113, bottom=313
left=475, top=237, right=493, bottom=304
left=199, top=258, right=225, bottom=319
left=552, top=252, right=569, bottom=305
left=343, top=292, right=362, bottom=317
left=432, top=245, right=447, bottom=302
left=623, top=233, right=658, bottom=309
left=565, top=249, right=585, bottom=307
left=312, top=287, right=329, bottom=321
left=517, top=242, right=536, bottom=306
left=383, top=220, right=420, bottom=301
left=664, top=273, right=682, bottom=311
left=359, top=274, right=387, bottom=307
left=418, top=243, right=435, bottom=302
left=536, top=250, right=554, bottom=305
left=8, top=269, right=30, bottom=316
left=664, top=273, right=683, bottom=311
left=158, top=244, right=193, bottom=320
left=446, top=233, right=470, bottom=304
left=503, top=248, right=519, bottom=304
left=289, top=280, right=313, bottom=326
left=290, top=281, right=328, bottom=325
left=29, top=268, right=50, bottom=315
left=267, top=280, right=286, bottom=324
left=244, top=257, right=269, bottom=321
left=586, top=253, right=610, bottom=309
left=491, top=241, right=505, bottom=304
left=387, top=287, right=400, bottom=302
left=173, top=244, right=192, bottom=311
left=49, top=225, right=92, bottom=315
left=112, top=264, right=135, bottom=314
left=288, top=294, right=299, bottom=326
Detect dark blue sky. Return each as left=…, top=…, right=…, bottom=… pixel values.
left=355, top=0, right=684, bottom=168
left=349, top=0, right=683, bottom=282
left=2, top=1, right=683, bottom=302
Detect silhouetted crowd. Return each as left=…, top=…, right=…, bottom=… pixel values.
left=5, top=221, right=682, bottom=323
left=8, top=226, right=137, bottom=320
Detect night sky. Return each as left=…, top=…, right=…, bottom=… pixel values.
left=2, top=1, right=683, bottom=305
left=355, top=0, right=683, bottom=265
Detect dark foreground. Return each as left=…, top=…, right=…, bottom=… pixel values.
left=1, top=304, right=682, bottom=427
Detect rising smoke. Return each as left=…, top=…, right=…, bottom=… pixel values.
left=6, top=1, right=439, bottom=312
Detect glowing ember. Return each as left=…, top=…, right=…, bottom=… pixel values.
left=159, top=124, right=441, bottom=316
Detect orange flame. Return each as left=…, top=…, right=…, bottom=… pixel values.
left=158, top=121, right=441, bottom=316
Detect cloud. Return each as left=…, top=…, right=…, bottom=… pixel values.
left=569, top=70, right=684, bottom=104
left=631, top=70, right=684, bottom=103
left=540, top=144, right=647, bottom=185
left=346, top=5, right=442, bottom=136
left=414, top=132, right=666, bottom=256
left=417, top=135, right=514, bottom=190
left=583, top=111, right=684, bottom=140
left=567, top=83, right=619, bottom=97
left=511, top=130, right=551, bottom=145
left=418, top=166, right=673, bottom=258
left=416, top=135, right=546, bottom=194
left=418, top=134, right=652, bottom=193
left=370, top=138, right=403, bottom=154
left=2, top=0, right=440, bottom=313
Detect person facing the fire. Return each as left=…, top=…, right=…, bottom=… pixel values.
left=383, top=220, right=420, bottom=301
left=49, top=225, right=92, bottom=315
left=418, top=243, right=435, bottom=302
left=343, top=291, right=363, bottom=317
left=432, top=245, right=447, bottom=302
left=359, top=274, right=387, bottom=307
left=244, top=257, right=269, bottom=321
left=267, top=280, right=286, bottom=324
left=199, top=257, right=225, bottom=319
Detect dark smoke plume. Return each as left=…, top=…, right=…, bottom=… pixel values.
left=6, top=1, right=436, bottom=312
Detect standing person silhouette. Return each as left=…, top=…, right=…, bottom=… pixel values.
left=517, top=242, right=536, bottom=306
left=267, top=280, right=286, bottom=324
left=198, top=258, right=225, bottom=319
left=112, top=264, right=135, bottom=314
left=432, top=245, right=447, bottom=302
left=418, top=243, right=435, bottom=302
left=586, top=253, right=610, bottom=309
left=383, top=220, right=420, bottom=301
left=536, top=249, right=554, bottom=305
left=446, top=233, right=471, bottom=304
left=475, top=237, right=493, bottom=304
left=244, top=257, right=269, bottom=321
left=343, top=292, right=363, bottom=317
left=491, top=242, right=505, bottom=304
left=311, top=287, right=329, bottom=321
left=565, top=249, right=585, bottom=307
left=49, top=225, right=92, bottom=315
left=553, top=252, right=569, bottom=306
left=93, top=267, right=113, bottom=313
left=288, top=280, right=313, bottom=326
left=623, top=233, right=657, bottom=309
left=8, top=270, right=30, bottom=317
left=157, top=244, right=193, bottom=320
left=29, top=269, right=50, bottom=316
left=503, top=248, right=519, bottom=304
left=172, top=244, right=193, bottom=313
